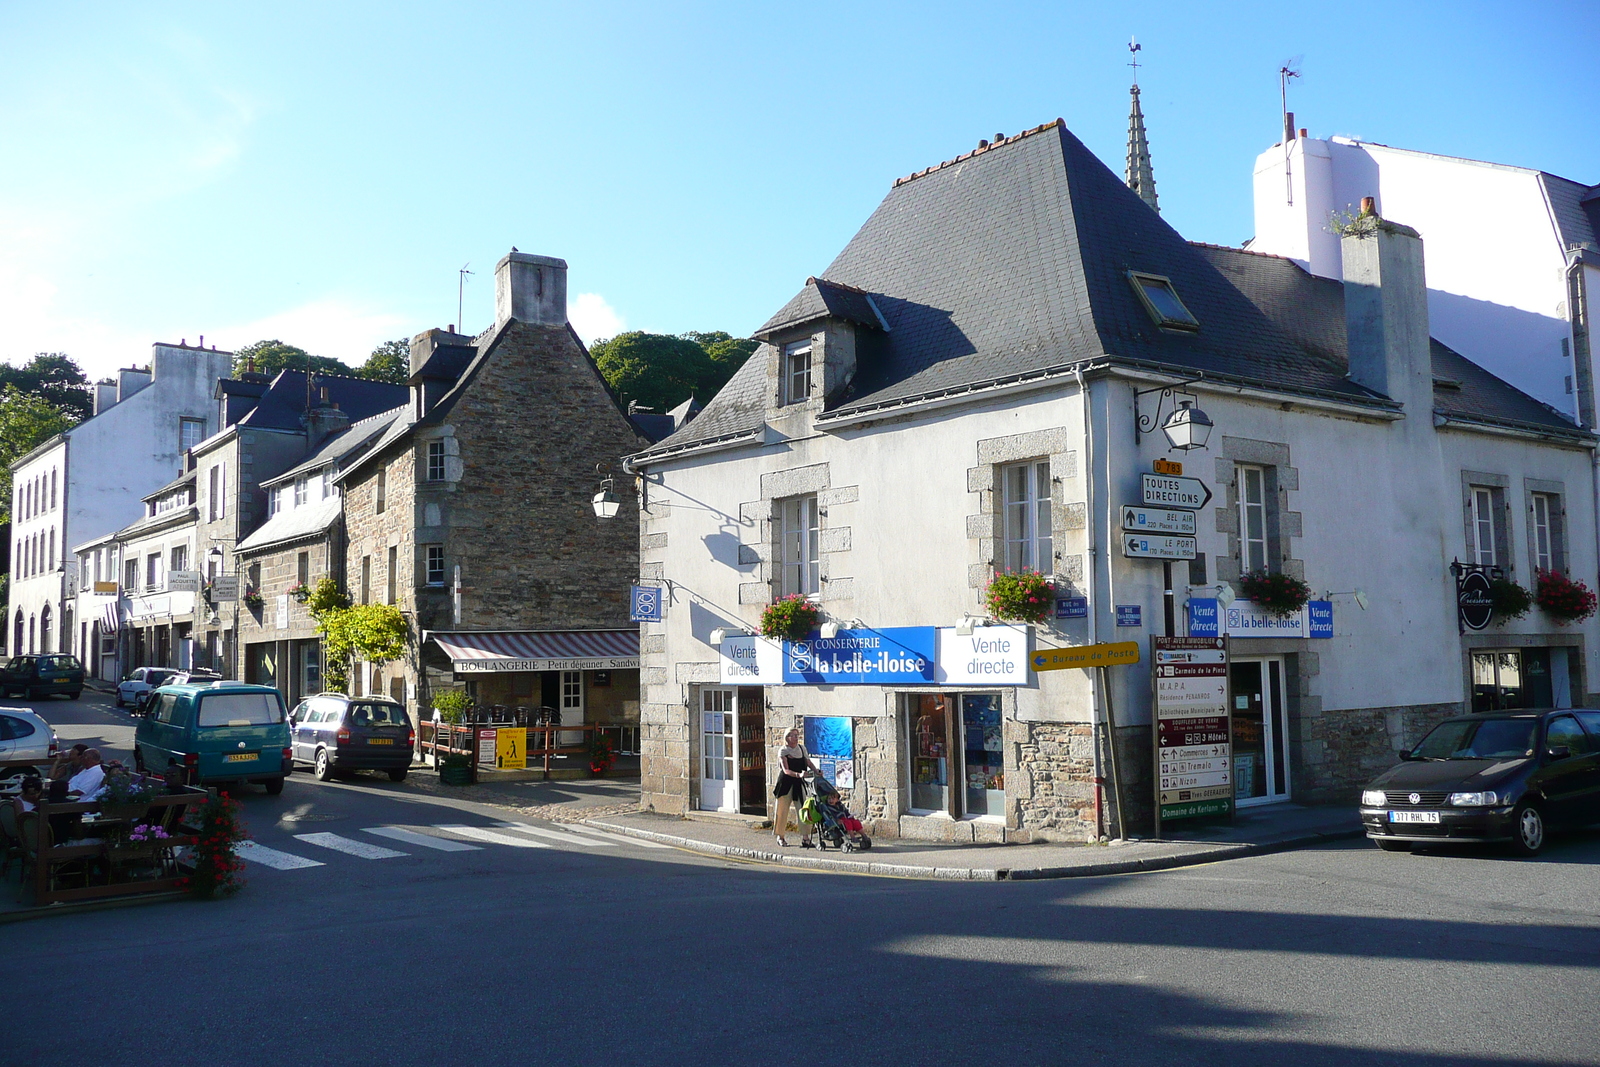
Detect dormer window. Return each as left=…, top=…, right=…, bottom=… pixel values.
left=783, top=341, right=812, bottom=405
left=1129, top=272, right=1199, bottom=331
left=294, top=477, right=308, bottom=508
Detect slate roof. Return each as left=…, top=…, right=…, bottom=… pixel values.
left=264, top=405, right=408, bottom=488
left=1196, top=244, right=1586, bottom=437
left=1540, top=172, right=1600, bottom=254
left=236, top=497, right=343, bottom=555
left=756, top=277, right=886, bottom=339
left=636, top=118, right=1589, bottom=462
left=236, top=370, right=408, bottom=432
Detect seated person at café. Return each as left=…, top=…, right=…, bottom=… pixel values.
left=14, top=775, right=43, bottom=812
left=45, top=779, right=79, bottom=842
left=50, top=743, right=89, bottom=781
left=67, top=749, right=105, bottom=800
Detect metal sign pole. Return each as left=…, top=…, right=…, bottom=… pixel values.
left=1099, top=664, right=1128, bottom=842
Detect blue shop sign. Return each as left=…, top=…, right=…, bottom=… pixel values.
left=1307, top=600, right=1334, bottom=638
left=784, top=627, right=937, bottom=685
left=1056, top=596, right=1088, bottom=619
left=629, top=585, right=662, bottom=622
left=1116, top=605, right=1142, bottom=627
left=1188, top=598, right=1220, bottom=636
left=1187, top=596, right=1334, bottom=639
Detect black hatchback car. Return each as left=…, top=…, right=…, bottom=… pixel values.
left=1361, top=710, right=1600, bottom=856
left=0, top=654, right=85, bottom=700
left=289, top=693, right=414, bottom=782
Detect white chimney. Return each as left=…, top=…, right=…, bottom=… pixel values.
left=1341, top=206, right=1433, bottom=416
left=494, top=252, right=567, bottom=328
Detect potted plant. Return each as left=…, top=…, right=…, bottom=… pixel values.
left=760, top=595, right=823, bottom=642
left=181, top=791, right=248, bottom=899
left=1237, top=571, right=1313, bottom=617
left=1536, top=569, right=1597, bottom=624
left=287, top=582, right=310, bottom=603
left=242, top=587, right=265, bottom=611
left=589, top=732, right=618, bottom=776
left=983, top=569, right=1054, bottom=624
left=1488, top=576, right=1533, bottom=622
left=94, top=767, right=160, bottom=823
left=430, top=689, right=472, bottom=725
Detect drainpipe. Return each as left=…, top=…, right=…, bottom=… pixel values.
left=1076, top=366, right=1105, bottom=839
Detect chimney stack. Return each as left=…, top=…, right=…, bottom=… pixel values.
left=494, top=251, right=567, bottom=328
left=1341, top=209, right=1433, bottom=416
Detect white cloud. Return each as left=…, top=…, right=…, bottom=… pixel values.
left=569, top=292, right=626, bottom=344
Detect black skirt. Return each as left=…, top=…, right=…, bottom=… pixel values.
left=773, top=772, right=805, bottom=799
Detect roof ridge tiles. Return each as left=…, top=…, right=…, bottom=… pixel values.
left=1188, top=240, right=1299, bottom=263
left=893, top=119, right=1064, bottom=188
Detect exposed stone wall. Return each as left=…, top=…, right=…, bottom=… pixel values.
left=1294, top=700, right=1461, bottom=804
left=237, top=537, right=336, bottom=645
left=1013, top=722, right=1097, bottom=840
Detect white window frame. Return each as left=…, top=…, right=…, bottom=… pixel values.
left=294, top=477, right=308, bottom=508
left=424, top=545, right=445, bottom=587
left=321, top=468, right=333, bottom=499
left=1532, top=492, right=1556, bottom=573
left=427, top=441, right=446, bottom=482
left=1001, top=460, right=1053, bottom=574
left=1238, top=464, right=1269, bottom=574
left=179, top=417, right=205, bottom=453
left=1470, top=486, right=1497, bottom=567
left=783, top=341, right=812, bottom=406
left=778, top=495, right=820, bottom=597
left=170, top=544, right=188, bottom=574
left=146, top=552, right=162, bottom=590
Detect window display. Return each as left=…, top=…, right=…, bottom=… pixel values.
left=962, top=694, right=1004, bottom=816
left=903, top=692, right=1005, bottom=817
left=908, top=695, right=949, bottom=812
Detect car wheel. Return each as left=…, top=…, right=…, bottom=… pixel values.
left=1374, top=838, right=1411, bottom=852
left=134, top=749, right=146, bottom=773
left=68, top=690, right=80, bottom=700
left=314, top=748, right=335, bottom=782
left=387, top=768, right=408, bottom=782
left=114, top=693, right=125, bottom=708
left=1510, top=801, right=1546, bottom=857
left=263, top=777, right=285, bottom=796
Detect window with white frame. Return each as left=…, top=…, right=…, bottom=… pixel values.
left=778, top=495, right=820, bottom=597
left=294, top=477, right=308, bottom=508
left=427, top=441, right=446, bottom=482
left=170, top=544, right=188, bottom=574
left=146, top=552, right=162, bottom=589
left=179, top=417, right=205, bottom=453
left=1531, top=492, right=1564, bottom=574
left=1238, top=465, right=1270, bottom=573
left=125, top=558, right=138, bottom=591
left=267, top=487, right=280, bottom=517
left=562, top=670, right=583, bottom=716
left=321, top=468, right=333, bottom=499
left=423, top=544, right=445, bottom=586
left=1469, top=486, right=1503, bottom=567
left=1001, top=460, right=1053, bottom=573
left=783, top=341, right=812, bottom=406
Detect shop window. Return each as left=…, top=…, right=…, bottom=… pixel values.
left=427, top=441, right=446, bottom=482
left=782, top=340, right=812, bottom=406
left=902, top=693, right=1003, bottom=818
left=778, top=495, right=819, bottom=597
left=1472, top=651, right=1525, bottom=712
left=1467, top=485, right=1506, bottom=568
left=1001, top=460, right=1052, bottom=574
left=1531, top=492, right=1565, bottom=574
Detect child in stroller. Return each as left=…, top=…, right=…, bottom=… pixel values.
left=809, top=775, right=872, bottom=852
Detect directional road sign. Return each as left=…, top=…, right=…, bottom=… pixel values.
left=1141, top=473, right=1213, bottom=510
left=1030, top=641, right=1141, bottom=672
left=1121, top=506, right=1197, bottom=535
left=1123, top=533, right=1198, bottom=560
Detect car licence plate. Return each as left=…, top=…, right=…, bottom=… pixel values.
left=225, top=753, right=257, bottom=763
left=55, top=678, right=70, bottom=683
left=1389, top=810, right=1440, bottom=824
left=368, top=738, right=394, bottom=745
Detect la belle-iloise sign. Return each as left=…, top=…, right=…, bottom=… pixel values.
left=720, top=626, right=1031, bottom=686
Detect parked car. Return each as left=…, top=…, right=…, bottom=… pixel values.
left=134, top=681, right=291, bottom=794
left=0, top=654, right=85, bottom=700
left=289, top=693, right=414, bottom=782
left=130, top=668, right=222, bottom=715
left=117, top=666, right=182, bottom=709
left=0, top=708, right=60, bottom=779
left=1361, top=710, right=1600, bottom=857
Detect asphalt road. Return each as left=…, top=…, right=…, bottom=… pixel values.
left=8, top=691, right=1600, bottom=1066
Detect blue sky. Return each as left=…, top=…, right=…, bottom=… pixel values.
left=2, top=1, right=1596, bottom=380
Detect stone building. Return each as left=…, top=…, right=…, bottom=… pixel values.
left=105, top=471, right=201, bottom=671
left=337, top=251, right=646, bottom=738
left=233, top=405, right=406, bottom=704
left=10, top=341, right=231, bottom=662
left=628, top=116, right=1599, bottom=841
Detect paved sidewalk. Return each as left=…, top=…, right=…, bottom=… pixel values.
left=585, top=803, right=1363, bottom=880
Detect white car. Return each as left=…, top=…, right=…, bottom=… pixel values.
left=116, top=667, right=180, bottom=709
left=0, top=708, right=60, bottom=779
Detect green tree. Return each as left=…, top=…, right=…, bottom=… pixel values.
left=0, top=353, right=93, bottom=422
left=0, top=385, right=73, bottom=522
left=357, top=339, right=410, bottom=385
left=591, top=331, right=757, bottom=412
left=232, top=339, right=353, bottom=379
left=304, top=577, right=407, bottom=693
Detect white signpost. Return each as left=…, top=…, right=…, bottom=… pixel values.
left=1122, top=533, right=1198, bottom=561
left=1120, top=506, right=1196, bottom=535
left=1140, top=473, right=1213, bottom=509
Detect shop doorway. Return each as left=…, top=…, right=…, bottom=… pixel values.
left=699, top=687, right=738, bottom=812
left=737, top=687, right=767, bottom=815
left=1230, top=658, right=1290, bottom=806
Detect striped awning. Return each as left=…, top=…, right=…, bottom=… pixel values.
left=430, top=629, right=639, bottom=673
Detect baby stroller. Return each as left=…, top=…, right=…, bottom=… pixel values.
left=808, top=775, right=872, bottom=852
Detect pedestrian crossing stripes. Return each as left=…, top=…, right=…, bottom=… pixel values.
left=235, top=821, right=675, bottom=873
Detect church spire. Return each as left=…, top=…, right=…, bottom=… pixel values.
left=1124, top=38, right=1159, bottom=214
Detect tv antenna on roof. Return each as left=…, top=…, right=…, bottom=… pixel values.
left=1128, top=36, right=1141, bottom=86
left=458, top=263, right=473, bottom=335
left=1279, top=57, right=1302, bottom=206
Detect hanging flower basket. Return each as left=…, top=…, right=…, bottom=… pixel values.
left=287, top=582, right=310, bottom=603
left=1488, top=577, right=1533, bottom=623
left=242, top=588, right=265, bottom=610
left=983, top=570, right=1053, bottom=625
left=1237, top=571, right=1312, bottom=617
left=760, top=595, right=822, bottom=643
left=1536, top=569, right=1597, bottom=625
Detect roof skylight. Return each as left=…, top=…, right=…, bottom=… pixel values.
left=1129, top=272, right=1200, bottom=331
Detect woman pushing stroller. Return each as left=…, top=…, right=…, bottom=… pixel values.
left=772, top=728, right=818, bottom=848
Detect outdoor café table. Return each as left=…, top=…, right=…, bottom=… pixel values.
left=26, top=786, right=205, bottom=906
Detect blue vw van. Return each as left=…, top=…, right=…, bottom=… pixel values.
left=134, top=682, right=291, bottom=794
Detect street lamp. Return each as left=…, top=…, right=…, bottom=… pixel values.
left=592, top=466, right=620, bottom=519
left=1161, top=400, right=1214, bottom=451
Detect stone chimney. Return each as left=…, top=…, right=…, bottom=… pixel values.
left=495, top=251, right=567, bottom=328
left=303, top=387, right=350, bottom=447
left=1341, top=206, right=1433, bottom=416
left=409, top=328, right=476, bottom=418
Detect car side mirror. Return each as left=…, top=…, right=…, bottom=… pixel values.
left=1547, top=745, right=1572, bottom=761
left=1396, top=750, right=1414, bottom=762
